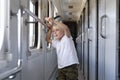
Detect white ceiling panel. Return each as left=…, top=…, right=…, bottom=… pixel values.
left=62, top=0, right=81, bottom=4
left=52, top=0, right=85, bottom=21
left=62, top=4, right=80, bottom=11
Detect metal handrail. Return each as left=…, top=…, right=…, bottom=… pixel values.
left=0, top=9, right=22, bottom=80
left=22, top=7, right=47, bottom=26
left=0, top=60, right=22, bottom=79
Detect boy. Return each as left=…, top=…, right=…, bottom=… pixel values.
left=45, top=17, right=79, bottom=80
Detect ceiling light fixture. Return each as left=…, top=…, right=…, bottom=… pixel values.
left=68, top=5, right=73, bottom=9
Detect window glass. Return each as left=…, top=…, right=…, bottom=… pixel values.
left=37, top=1, right=42, bottom=49
left=53, top=5, right=58, bottom=17
left=0, top=0, right=5, bottom=55
left=29, top=1, right=42, bottom=49
left=29, top=1, right=35, bottom=48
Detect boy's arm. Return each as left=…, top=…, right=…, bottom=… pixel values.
left=46, top=28, right=52, bottom=44
left=53, top=20, right=71, bottom=37
left=45, top=17, right=71, bottom=38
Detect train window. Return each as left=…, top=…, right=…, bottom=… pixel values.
left=38, top=1, right=42, bottom=49
left=29, top=1, right=42, bottom=49
left=29, top=1, right=35, bottom=48
left=0, top=0, right=5, bottom=51
left=53, top=5, right=58, bottom=17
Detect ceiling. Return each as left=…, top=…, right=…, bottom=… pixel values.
left=52, top=0, right=83, bottom=21
left=31, top=0, right=85, bottom=21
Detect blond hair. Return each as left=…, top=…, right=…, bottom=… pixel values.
left=52, top=22, right=71, bottom=37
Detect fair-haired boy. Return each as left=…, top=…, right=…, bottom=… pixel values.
left=45, top=17, right=79, bottom=80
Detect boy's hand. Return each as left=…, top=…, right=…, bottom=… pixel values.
left=45, top=17, right=54, bottom=29
left=45, top=17, right=53, bottom=22
left=46, top=22, right=52, bottom=29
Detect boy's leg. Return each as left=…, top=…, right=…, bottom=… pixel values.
left=57, top=64, right=78, bottom=80
left=64, top=64, right=78, bottom=80
left=56, top=69, right=66, bottom=80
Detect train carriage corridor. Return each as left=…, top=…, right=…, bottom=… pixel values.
left=0, top=0, right=119, bottom=80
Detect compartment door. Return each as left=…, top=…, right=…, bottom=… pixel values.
left=98, top=0, right=117, bottom=80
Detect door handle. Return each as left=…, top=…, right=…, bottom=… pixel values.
left=88, top=27, right=93, bottom=41
left=100, top=15, right=108, bottom=39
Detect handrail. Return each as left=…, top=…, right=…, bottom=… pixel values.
left=0, top=9, right=23, bottom=80
left=0, top=60, right=22, bottom=79
left=22, top=7, right=47, bottom=27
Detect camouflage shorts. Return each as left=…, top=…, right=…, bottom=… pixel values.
left=57, top=64, right=78, bottom=80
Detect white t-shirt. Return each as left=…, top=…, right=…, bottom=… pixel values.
left=52, top=35, right=79, bottom=69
